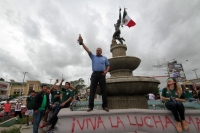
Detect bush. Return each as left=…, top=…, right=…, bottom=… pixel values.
left=9, top=94, right=20, bottom=99
left=1, top=126, right=20, bottom=133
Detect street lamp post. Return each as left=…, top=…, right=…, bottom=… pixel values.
left=192, top=69, right=198, bottom=79
left=9, top=79, right=15, bottom=98
left=21, top=72, right=28, bottom=96
left=49, top=79, right=53, bottom=87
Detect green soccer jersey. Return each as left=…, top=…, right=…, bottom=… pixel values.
left=26, top=96, right=35, bottom=110
left=51, top=90, right=61, bottom=103
left=184, top=91, right=193, bottom=99
left=162, top=88, right=185, bottom=102
left=61, top=88, right=73, bottom=103
left=39, top=95, right=47, bottom=110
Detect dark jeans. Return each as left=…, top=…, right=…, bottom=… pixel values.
left=33, top=110, right=45, bottom=133
left=89, top=72, right=108, bottom=109
left=48, top=103, right=70, bottom=128
left=165, top=101, right=185, bottom=122
left=14, top=111, right=22, bottom=118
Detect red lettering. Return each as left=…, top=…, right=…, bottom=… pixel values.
left=127, top=115, right=137, bottom=126
left=152, top=116, right=164, bottom=130
left=109, top=117, right=118, bottom=128
left=144, top=116, right=153, bottom=128
left=97, top=116, right=106, bottom=130
left=77, top=119, right=85, bottom=130
left=109, top=116, right=125, bottom=129
left=86, top=117, right=96, bottom=130
left=165, top=116, right=175, bottom=128
left=185, top=116, right=197, bottom=130
left=117, top=116, right=125, bottom=129
left=71, top=118, right=75, bottom=133
left=135, top=117, right=143, bottom=127
left=196, top=117, right=200, bottom=130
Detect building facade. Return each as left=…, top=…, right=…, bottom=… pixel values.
left=9, top=80, right=41, bottom=95
left=0, top=81, right=10, bottom=99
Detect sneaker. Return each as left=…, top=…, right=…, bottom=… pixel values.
left=39, top=123, right=46, bottom=128
left=46, top=127, right=54, bottom=133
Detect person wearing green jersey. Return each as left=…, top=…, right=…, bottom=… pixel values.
left=33, top=85, right=50, bottom=133
left=42, top=78, right=76, bottom=132
left=162, top=78, right=188, bottom=132
left=25, top=90, right=35, bottom=126
left=51, top=79, right=61, bottom=104
left=40, top=80, right=62, bottom=127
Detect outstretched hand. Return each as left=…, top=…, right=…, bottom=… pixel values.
left=77, top=34, right=83, bottom=45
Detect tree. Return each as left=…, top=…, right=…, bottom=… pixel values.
left=0, top=78, right=5, bottom=81
left=70, top=78, right=86, bottom=95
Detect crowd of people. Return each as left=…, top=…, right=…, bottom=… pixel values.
left=2, top=34, right=199, bottom=133
left=31, top=79, right=75, bottom=133
left=0, top=35, right=110, bottom=133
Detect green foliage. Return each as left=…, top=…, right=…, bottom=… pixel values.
left=70, top=78, right=86, bottom=94
left=1, top=126, right=20, bottom=133
left=0, top=78, right=5, bottom=81
left=9, top=94, right=20, bottom=99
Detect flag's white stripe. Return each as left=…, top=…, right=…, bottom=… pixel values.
left=124, top=15, right=131, bottom=25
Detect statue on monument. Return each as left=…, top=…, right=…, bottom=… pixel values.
left=112, top=8, right=125, bottom=44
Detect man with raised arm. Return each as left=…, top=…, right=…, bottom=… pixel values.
left=77, top=34, right=110, bottom=112
left=41, top=78, right=76, bottom=132
left=51, top=79, right=62, bottom=105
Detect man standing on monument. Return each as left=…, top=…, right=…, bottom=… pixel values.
left=77, top=35, right=110, bottom=112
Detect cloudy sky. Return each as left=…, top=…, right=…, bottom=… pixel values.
left=0, top=0, right=199, bottom=85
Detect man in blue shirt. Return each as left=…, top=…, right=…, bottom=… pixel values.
left=78, top=35, right=110, bottom=112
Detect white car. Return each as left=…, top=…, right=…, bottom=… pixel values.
left=0, top=100, right=17, bottom=105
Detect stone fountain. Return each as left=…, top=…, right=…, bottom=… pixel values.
left=52, top=8, right=198, bottom=133
left=96, top=39, right=160, bottom=109
left=96, top=8, right=160, bottom=109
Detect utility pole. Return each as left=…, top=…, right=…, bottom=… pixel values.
left=49, top=79, right=53, bottom=87
left=192, top=69, right=198, bottom=79
left=21, top=72, right=28, bottom=96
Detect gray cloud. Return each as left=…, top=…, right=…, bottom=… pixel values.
left=0, top=0, right=200, bottom=85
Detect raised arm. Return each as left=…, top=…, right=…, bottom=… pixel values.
left=51, top=79, right=58, bottom=90
left=59, top=78, right=65, bottom=90
left=70, top=85, right=76, bottom=91
left=77, top=34, right=91, bottom=54
left=119, top=8, right=121, bottom=23
left=82, top=44, right=91, bottom=54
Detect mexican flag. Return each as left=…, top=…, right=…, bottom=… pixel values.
left=122, top=9, right=136, bottom=28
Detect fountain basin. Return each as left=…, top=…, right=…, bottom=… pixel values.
left=96, top=76, right=160, bottom=96
left=108, top=56, right=141, bottom=72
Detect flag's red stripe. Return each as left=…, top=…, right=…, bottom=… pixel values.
left=127, top=20, right=136, bottom=28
